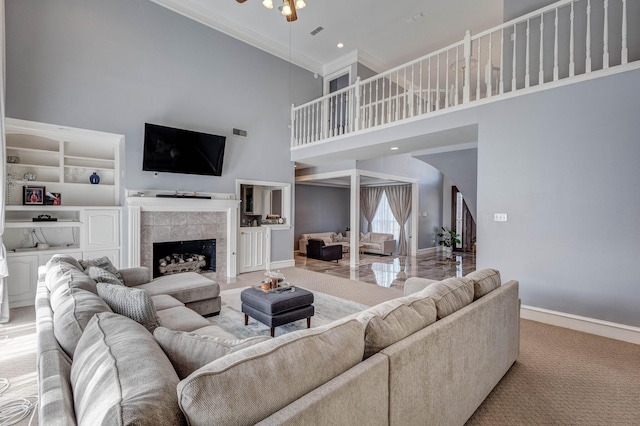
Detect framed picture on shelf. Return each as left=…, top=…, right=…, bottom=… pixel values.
left=45, top=192, right=62, bottom=205
left=23, top=186, right=45, bottom=205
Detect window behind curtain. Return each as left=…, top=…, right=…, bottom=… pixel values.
left=371, top=191, right=400, bottom=239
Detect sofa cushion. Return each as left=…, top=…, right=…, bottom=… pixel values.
left=156, top=306, right=211, bottom=331
left=134, top=272, right=219, bottom=304
left=466, top=268, right=502, bottom=300
left=79, top=256, right=124, bottom=285
left=190, top=325, right=238, bottom=340
left=154, top=327, right=270, bottom=379
left=86, top=265, right=123, bottom=286
left=46, top=254, right=84, bottom=272
left=97, top=282, right=159, bottom=333
left=70, top=312, right=185, bottom=426
left=52, top=287, right=112, bottom=358
left=370, top=233, right=391, bottom=244
left=151, top=294, right=185, bottom=311
left=418, top=277, right=474, bottom=319
left=177, top=318, right=365, bottom=426
left=357, top=296, right=437, bottom=359
left=45, top=262, right=90, bottom=294
left=49, top=271, right=98, bottom=305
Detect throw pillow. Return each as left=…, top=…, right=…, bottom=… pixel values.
left=96, top=282, right=159, bottom=333
left=85, top=266, right=123, bottom=286
left=79, top=256, right=124, bottom=285
left=321, top=237, right=333, bottom=245
left=360, top=232, right=371, bottom=242
left=153, top=327, right=271, bottom=379
left=70, top=313, right=184, bottom=426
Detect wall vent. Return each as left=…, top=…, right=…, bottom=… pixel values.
left=232, top=128, right=248, bottom=137
left=310, top=26, right=324, bottom=36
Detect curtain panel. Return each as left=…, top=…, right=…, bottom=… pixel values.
left=385, top=185, right=411, bottom=256
left=360, top=187, right=383, bottom=233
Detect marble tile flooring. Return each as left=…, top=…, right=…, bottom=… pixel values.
left=294, top=250, right=477, bottom=292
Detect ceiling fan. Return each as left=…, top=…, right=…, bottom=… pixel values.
left=236, top=0, right=306, bottom=23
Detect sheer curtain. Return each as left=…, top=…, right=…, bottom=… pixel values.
left=371, top=192, right=400, bottom=238
left=360, top=187, right=383, bottom=233
left=385, top=185, right=411, bottom=256
left=0, top=0, right=9, bottom=323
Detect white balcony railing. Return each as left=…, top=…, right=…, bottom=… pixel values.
left=291, top=0, right=635, bottom=148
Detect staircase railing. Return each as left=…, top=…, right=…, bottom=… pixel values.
left=291, top=0, right=634, bottom=148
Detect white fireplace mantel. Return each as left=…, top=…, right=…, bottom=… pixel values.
left=125, top=196, right=241, bottom=277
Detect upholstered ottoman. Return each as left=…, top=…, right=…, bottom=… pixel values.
left=241, top=287, right=314, bottom=337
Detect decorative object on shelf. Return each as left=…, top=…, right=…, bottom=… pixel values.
left=89, top=172, right=100, bottom=184
left=33, top=214, right=57, bottom=222
left=6, top=171, right=20, bottom=204
left=45, top=192, right=62, bottom=206
left=23, top=186, right=45, bottom=205
left=237, top=0, right=306, bottom=22
left=23, top=172, right=36, bottom=181
left=7, top=155, right=20, bottom=164
left=65, top=168, right=79, bottom=183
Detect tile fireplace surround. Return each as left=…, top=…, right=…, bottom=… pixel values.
left=126, top=195, right=240, bottom=278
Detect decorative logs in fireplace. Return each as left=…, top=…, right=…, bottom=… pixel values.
left=158, top=253, right=206, bottom=275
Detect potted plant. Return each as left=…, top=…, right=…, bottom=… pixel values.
left=437, top=227, right=461, bottom=254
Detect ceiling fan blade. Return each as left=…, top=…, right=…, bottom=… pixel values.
left=236, top=0, right=247, bottom=3
left=286, top=3, right=298, bottom=22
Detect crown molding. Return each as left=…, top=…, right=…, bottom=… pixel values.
left=150, top=0, right=323, bottom=75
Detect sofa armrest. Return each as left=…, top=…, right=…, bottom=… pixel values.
left=381, top=239, right=396, bottom=254
left=403, top=277, right=439, bottom=296
left=119, top=267, right=152, bottom=287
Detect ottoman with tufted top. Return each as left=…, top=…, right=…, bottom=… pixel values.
left=240, top=286, right=314, bottom=337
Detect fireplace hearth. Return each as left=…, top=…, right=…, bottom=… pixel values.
left=153, top=239, right=216, bottom=278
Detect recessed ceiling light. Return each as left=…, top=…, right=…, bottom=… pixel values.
left=337, top=43, right=344, bottom=48
left=390, top=147, right=399, bottom=150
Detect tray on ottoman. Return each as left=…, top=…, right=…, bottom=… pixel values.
left=241, top=286, right=314, bottom=337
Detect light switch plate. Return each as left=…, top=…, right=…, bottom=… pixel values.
left=494, top=213, right=508, bottom=222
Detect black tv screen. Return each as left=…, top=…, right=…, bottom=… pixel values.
left=142, top=123, right=226, bottom=176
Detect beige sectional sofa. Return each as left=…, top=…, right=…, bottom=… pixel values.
left=299, top=231, right=397, bottom=255
left=37, top=255, right=519, bottom=425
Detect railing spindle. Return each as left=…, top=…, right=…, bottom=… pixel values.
left=427, top=58, right=432, bottom=112
left=446, top=51, right=450, bottom=108
left=569, top=2, right=575, bottom=77
left=554, top=9, right=559, bottom=80
left=419, top=61, right=423, bottom=115
left=487, top=33, right=493, bottom=97
left=454, top=46, right=459, bottom=106
left=603, top=0, right=609, bottom=69
left=499, top=29, right=504, bottom=94
left=539, top=14, right=545, bottom=84
left=586, top=0, right=592, bottom=72
left=464, top=30, right=471, bottom=103
left=525, top=19, right=531, bottom=88
left=436, top=55, right=441, bottom=111
left=477, top=38, right=481, bottom=100
left=621, top=0, right=628, bottom=64
left=512, top=24, right=517, bottom=91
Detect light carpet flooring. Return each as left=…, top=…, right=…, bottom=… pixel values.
left=1, top=268, right=639, bottom=425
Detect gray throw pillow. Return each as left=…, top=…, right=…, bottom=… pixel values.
left=97, top=282, right=159, bottom=333
left=80, top=256, right=124, bottom=285
left=154, top=327, right=270, bottom=379
left=71, top=312, right=185, bottom=426
left=85, top=266, right=122, bottom=286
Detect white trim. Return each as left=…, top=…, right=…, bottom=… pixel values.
left=521, top=305, right=640, bottom=345
left=323, top=61, right=355, bottom=90
left=411, top=142, right=478, bottom=157
left=416, top=247, right=438, bottom=255
left=268, top=259, right=295, bottom=270
left=150, top=0, right=323, bottom=75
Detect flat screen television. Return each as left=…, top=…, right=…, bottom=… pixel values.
left=142, top=123, right=226, bottom=176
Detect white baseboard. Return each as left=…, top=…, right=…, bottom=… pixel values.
left=268, top=259, right=295, bottom=269
left=521, top=305, right=640, bottom=345
left=416, top=247, right=437, bottom=255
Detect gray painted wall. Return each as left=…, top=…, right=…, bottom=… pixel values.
left=294, top=184, right=350, bottom=249
left=476, top=68, right=640, bottom=327
left=356, top=154, right=443, bottom=249
left=414, top=148, right=478, bottom=220
left=5, top=0, right=322, bottom=263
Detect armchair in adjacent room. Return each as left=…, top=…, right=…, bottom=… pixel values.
left=306, top=239, right=343, bottom=262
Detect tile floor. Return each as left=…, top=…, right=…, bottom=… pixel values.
left=294, top=250, right=477, bottom=291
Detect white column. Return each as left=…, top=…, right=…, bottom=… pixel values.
left=349, top=171, right=361, bottom=269
left=411, top=182, right=419, bottom=256
left=127, top=206, right=141, bottom=267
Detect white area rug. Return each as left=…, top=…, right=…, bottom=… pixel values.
left=209, top=286, right=368, bottom=338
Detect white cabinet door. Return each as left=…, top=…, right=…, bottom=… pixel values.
left=239, top=228, right=267, bottom=273
left=6, top=255, right=39, bottom=308
left=84, top=209, right=120, bottom=249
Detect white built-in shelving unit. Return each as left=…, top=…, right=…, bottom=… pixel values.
left=3, top=118, right=125, bottom=308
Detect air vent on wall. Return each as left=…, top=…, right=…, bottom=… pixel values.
left=232, top=128, right=248, bottom=137
left=310, top=26, right=324, bottom=36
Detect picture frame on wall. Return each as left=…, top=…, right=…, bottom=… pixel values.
left=45, top=192, right=62, bottom=205
left=23, top=186, right=45, bottom=205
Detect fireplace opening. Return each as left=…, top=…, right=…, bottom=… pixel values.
left=152, top=239, right=216, bottom=278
